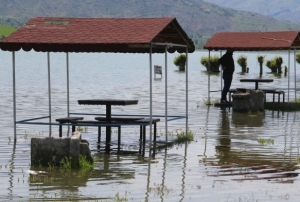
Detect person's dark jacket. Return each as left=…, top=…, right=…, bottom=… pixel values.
left=218, top=52, right=235, bottom=75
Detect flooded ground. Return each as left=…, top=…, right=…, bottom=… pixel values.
left=1, top=50, right=300, bottom=201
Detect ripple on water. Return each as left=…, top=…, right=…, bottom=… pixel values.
left=1, top=51, right=300, bottom=201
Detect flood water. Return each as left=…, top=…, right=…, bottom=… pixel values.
left=1, top=50, right=300, bottom=201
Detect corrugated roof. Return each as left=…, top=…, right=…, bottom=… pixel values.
left=204, top=31, right=300, bottom=51
left=0, top=17, right=195, bottom=53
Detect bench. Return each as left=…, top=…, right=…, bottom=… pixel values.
left=57, top=117, right=160, bottom=154
left=55, top=117, right=84, bottom=137
left=261, top=90, right=285, bottom=103
left=70, top=120, right=121, bottom=151
left=228, top=89, right=285, bottom=103
left=134, top=118, right=160, bottom=155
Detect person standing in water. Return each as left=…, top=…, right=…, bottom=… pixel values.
left=219, top=49, right=235, bottom=103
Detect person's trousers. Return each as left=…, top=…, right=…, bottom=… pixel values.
left=221, top=74, right=233, bottom=101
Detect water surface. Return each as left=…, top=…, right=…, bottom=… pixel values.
left=1, top=50, right=300, bottom=201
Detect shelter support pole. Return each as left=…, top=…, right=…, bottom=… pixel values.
left=66, top=52, right=70, bottom=116
left=186, top=46, right=188, bottom=136
left=294, top=49, right=297, bottom=101
left=165, top=46, right=168, bottom=142
left=208, top=50, right=211, bottom=103
left=288, top=50, right=290, bottom=102
left=149, top=43, right=153, bottom=157
left=12, top=51, right=16, bottom=140
left=47, top=52, right=52, bottom=136
left=220, top=50, right=222, bottom=98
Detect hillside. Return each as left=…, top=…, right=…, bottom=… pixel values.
left=202, top=0, right=300, bottom=23
left=0, top=25, right=17, bottom=39
left=0, top=0, right=300, bottom=48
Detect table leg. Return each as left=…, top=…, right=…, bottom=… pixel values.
left=118, top=126, right=121, bottom=153
left=154, top=123, right=157, bottom=142
left=59, top=125, right=62, bottom=137
left=139, top=125, right=142, bottom=154
left=98, top=126, right=101, bottom=143
left=105, top=105, right=111, bottom=153
left=255, top=82, right=258, bottom=90
left=143, top=126, right=146, bottom=155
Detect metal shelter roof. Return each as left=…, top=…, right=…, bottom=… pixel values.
left=0, top=17, right=195, bottom=53
left=204, top=31, right=300, bottom=51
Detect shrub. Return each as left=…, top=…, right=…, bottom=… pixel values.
left=257, top=55, right=266, bottom=64
left=257, top=55, right=266, bottom=75
left=266, top=56, right=283, bottom=73
left=296, top=53, right=300, bottom=64
left=173, top=54, right=186, bottom=66
left=237, top=55, right=247, bottom=72
left=200, top=54, right=220, bottom=72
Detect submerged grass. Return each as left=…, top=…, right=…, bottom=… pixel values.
left=174, top=130, right=194, bottom=144
left=79, top=155, right=94, bottom=170
left=258, top=138, right=274, bottom=145
left=156, top=129, right=195, bottom=150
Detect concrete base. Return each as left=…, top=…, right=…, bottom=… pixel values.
left=232, top=90, right=264, bottom=112
left=31, top=131, right=93, bottom=168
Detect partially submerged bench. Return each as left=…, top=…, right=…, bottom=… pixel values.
left=228, top=88, right=285, bottom=103
left=55, top=117, right=84, bottom=137
left=56, top=116, right=160, bottom=154
left=261, top=89, right=285, bottom=103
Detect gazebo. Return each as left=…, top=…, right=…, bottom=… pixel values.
left=0, top=17, right=195, bottom=154
left=203, top=31, right=300, bottom=103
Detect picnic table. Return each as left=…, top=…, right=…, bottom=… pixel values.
left=240, top=79, right=274, bottom=90
left=78, top=99, right=138, bottom=153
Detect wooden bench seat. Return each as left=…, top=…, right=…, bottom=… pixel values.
left=95, top=116, right=144, bottom=122
left=55, top=117, right=84, bottom=137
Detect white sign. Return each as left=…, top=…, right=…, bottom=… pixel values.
left=154, top=65, right=162, bottom=80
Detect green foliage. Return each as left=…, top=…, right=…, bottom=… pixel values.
left=113, top=192, right=129, bottom=202
left=200, top=54, right=220, bottom=71
left=79, top=155, right=94, bottom=170
left=174, top=130, right=194, bottom=144
left=59, top=155, right=94, bottom=170
left=257, top=138, right=274, bottom=145
left=173, top=54, right=186, bottom=66
left=60, top=156, right=72, bottom=170
left=296, top=52, right=300, bottom=64
left=266, top=56, right=283, bottom=72
left=257, top=55, right=266, bottom=64
left=0, top=25, right=17, bottom=39
left=237, top=55, right=247, bottom=68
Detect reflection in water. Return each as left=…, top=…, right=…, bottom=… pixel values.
left=160, top=148, right=167, bottom=202
left=3, top=51, right=300, bottom=201
left=8, top=141, right=16, bottom=201
left=179, top=142, right=187, bottom=202
left=231, top=111, right=265, bottom=127
left=145, top=158, right=151, bottom=202
left=215, top=107, right=231, bottom=163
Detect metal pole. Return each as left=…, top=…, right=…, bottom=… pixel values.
left=12, top=52, right=16, bottom=140
left=149, top=43, right=153, bottom=157
left=208, top=50, right=211, bottom=103
left=165, top=46, right=168, bottom=142
left=294, top=49, right=297, bottom=101
left=288, top=50, right=290, bottom=102
left=220, top=50, right=223, bottom=98
left=47, top=52, right=52, bottom=136
left=186, top=46, right=188, bottom=136
left=66, top=52, right=70, bottom=116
